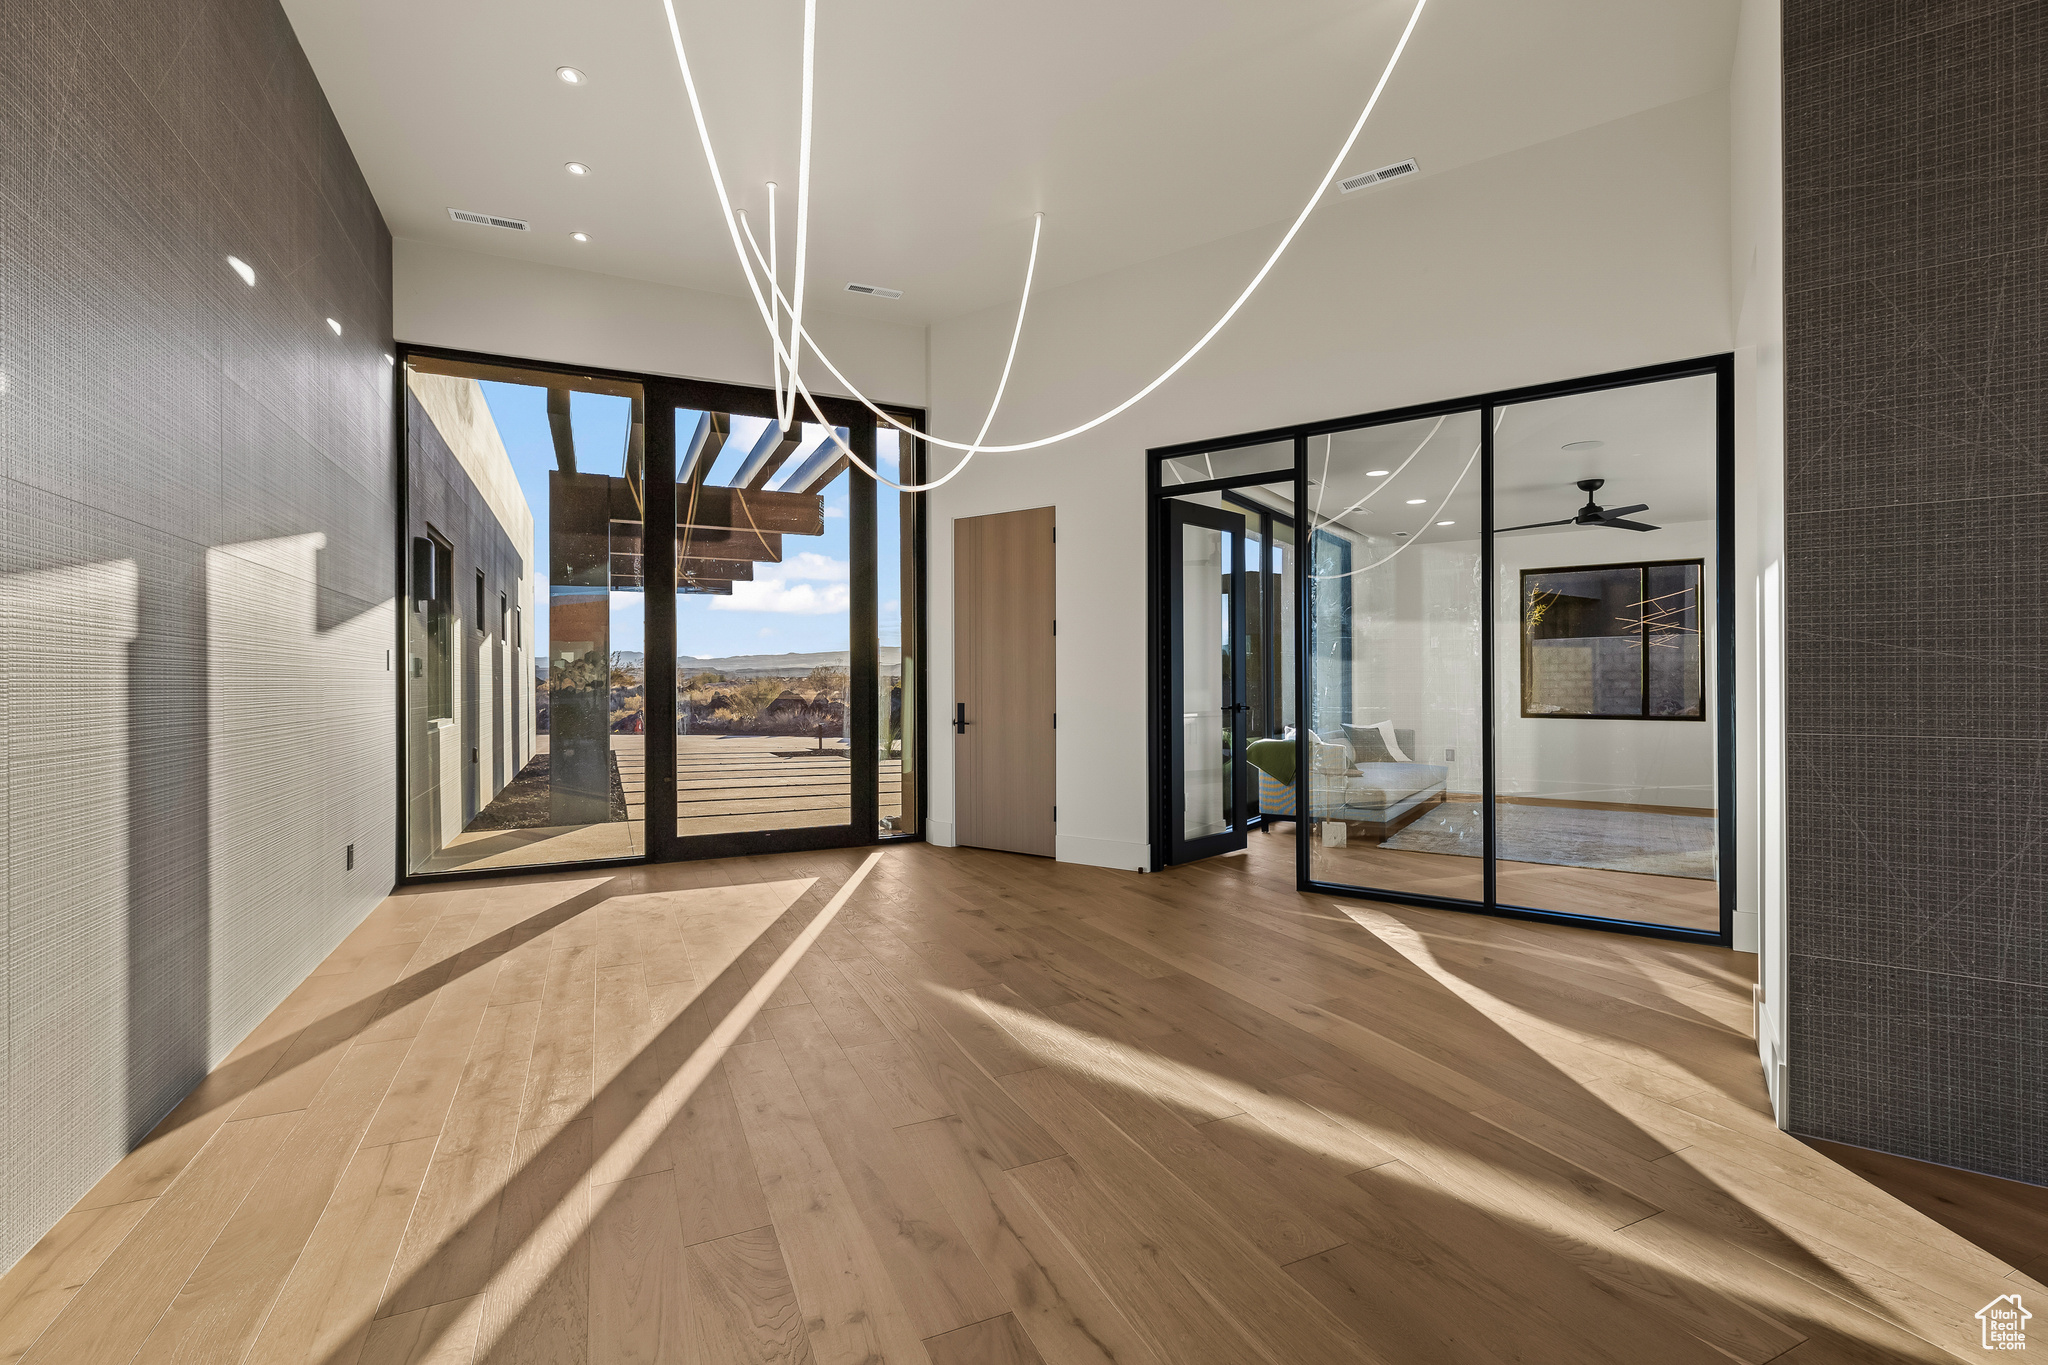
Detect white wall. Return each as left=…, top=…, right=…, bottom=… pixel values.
left=924, top=91, right=1734, bottom=871
left=1358, top=540, right=1485, bottom=795
left=394, top=239, right=928, bottom=407
left=1492, top=522, right=1718, bottom=809
left=1730, top=0, right=1786, bottom=1088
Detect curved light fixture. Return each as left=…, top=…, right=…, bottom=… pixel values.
left=570, top=231, right=590, bottom=242
left=1317, top=417, right=1444, bottom=527
left=565, top=161, right=590, bottom=176
left=557, top=66, right=586, bottom=85
left=1314, top=411, right=1501, bottom=580
left=657, top=0, right=1431, bottom=488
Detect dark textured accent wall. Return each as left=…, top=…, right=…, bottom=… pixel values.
left=1784, top=2, right=2047, bottom=1183
left=0, top=0, right=395, bottom=1265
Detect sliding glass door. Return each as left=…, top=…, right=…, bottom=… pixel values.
left=400, top=350, right=922, bottom=877
left=1301, top=411, right=1485, bottom=902
left=1490, top=373, right=1721, bottom=933
left=1149, top=358, right=1734, bottom=943
left=651, top=388, right=878, bottom=857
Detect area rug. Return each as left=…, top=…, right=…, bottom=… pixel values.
left=1378, top=801, right=1715, bottom=879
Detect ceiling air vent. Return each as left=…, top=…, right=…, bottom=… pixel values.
left=1339, top=158, right=1420, bottom=194
left=449, top=208, right=531, bottom=232
left=845, top=282, right=903, bottom=299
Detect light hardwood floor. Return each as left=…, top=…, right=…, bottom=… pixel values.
left=0, top=838, right=2038, bottom=1364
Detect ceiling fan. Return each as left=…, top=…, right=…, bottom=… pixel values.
left=1497, top=478, right=1659, bottom=533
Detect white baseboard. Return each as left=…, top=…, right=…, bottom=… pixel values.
left=1732, top=909, right=1759, bottom=954
left=926, top=820, right=956, bottom=848
left=1056, top=834, right=1150, bottom=871
left=1755, top=983, right=1787, bottom=1127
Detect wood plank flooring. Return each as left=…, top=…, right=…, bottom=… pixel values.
left=1292, top=822, right=1722, bottom=931
left=0, top=837, right=2035, bottom=1364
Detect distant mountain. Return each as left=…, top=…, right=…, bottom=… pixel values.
left=680, top=648, right=901, bottom=676
left=540, top=647, right=903, bottom=681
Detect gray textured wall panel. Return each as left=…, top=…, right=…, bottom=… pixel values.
left=0, top=0, right=395, bottom=1266
left=1784, top=0, right=2048, bottom=1183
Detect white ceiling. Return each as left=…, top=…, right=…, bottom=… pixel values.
left=284, top=0, right=1739, bottom=323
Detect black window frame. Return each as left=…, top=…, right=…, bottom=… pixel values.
left=1519, top=559, right=1706, bottom=721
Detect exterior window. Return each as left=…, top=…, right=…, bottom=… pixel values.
left=1520, top=561, right=1703, bottom=719
left=500, top=590, right=509, bottom=641
left=475, top=569, right=487, bottom=634
left=419, top=531, right=454, bottom=720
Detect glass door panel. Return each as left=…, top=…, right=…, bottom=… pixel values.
left=1219, top=482, right=1296, bottom=835
left=1491, top=372, right=1719, bottom=930
left=402, top=356, right=647, bottom=873
left=876, top=424, right=920, bottom=838
left=671, top=408, right=860, bottom=841
left=1303, top=411, right=1485, bottom=901
left=1166, top=499, right=1248, bottom=862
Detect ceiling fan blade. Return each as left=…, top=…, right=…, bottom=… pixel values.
left=1494, top=518, right=1575, bottom=533
left=1599, top=503, right=1649, bottom=519
left=1599, top=518, right=1660, bottom=532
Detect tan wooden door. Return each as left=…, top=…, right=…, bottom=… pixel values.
left=954, top=506, right=1056, bottom=856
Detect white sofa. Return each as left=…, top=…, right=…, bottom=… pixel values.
left=1306, top=729, right=1448, bottom=837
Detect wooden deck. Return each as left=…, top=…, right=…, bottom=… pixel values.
left=0, top=836, right=2037, bottom=1363
left=424, top=737, right=905, bottom=871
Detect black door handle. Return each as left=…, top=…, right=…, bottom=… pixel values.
left=954, top=702, right=971, bottom=734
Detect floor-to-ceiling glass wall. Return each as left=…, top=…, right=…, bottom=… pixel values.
left=877, top=418, right=923, bottom=838
left=1491, top=372, right=1720, bottom=932
left=401, top=350, right=922, bottom=877
left=1301, top=411, right=1485, bottom=901
left=672, top=408, right=856, bottom=839
left=1149, top=359, right=1731, bottom=941
left=403, top=355, right=644, bottom=873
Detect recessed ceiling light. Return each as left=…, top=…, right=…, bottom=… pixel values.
left=326, top=318, right=342, bottom=336
left=384, top=354, right=395, bottom=366
left=570, top=232, right=590, bottom=243
left=1405, top=498, right=1427, bottom=505
left=1437, top=520, right=1455, bottom=526
left=226, top=255, right=256, bottom=286
left=556, top=66, right=586, bottom=85
left=565, top=162, right=590, bottom=176
left=1366, top=469, right=1390, bottom=476
left=1562, top=439, right=1603, bottom=450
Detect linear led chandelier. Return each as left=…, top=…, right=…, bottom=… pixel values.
left=658, top=0, right=1432, bottom=492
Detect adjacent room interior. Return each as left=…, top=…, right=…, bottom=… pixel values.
left=3, top=0, right=2042, bottom=1361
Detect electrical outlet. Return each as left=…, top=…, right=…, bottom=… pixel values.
left=1445, top=747, right=1456, bottom=761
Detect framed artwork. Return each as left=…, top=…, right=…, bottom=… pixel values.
left=1520, top=560, right=1703, bottom=720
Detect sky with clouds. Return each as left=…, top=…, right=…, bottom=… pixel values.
left=477, top=382, right=905, bottom=663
